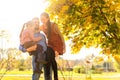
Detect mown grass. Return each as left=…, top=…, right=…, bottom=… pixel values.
left=1, top=76, right=32, bottom=80
left=0, top=70, right=120, bottom=80
left=1, top=76, right=120, bottom=80
left=0, top=69, right=32, bottom=75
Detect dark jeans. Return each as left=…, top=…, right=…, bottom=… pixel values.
left=44, top=46, right=58, bottom=80
left=30, top=44, right=45, bottom=73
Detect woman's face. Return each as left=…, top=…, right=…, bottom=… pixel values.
left=40, top=16, right=49, bottom=24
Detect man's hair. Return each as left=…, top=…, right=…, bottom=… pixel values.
left=32, top=17, right=39, bottom=22
left=27, top=20, right=35, bottom=27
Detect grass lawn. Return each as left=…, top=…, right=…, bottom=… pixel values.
left=1, top=76, right=32, bottom=80
left=1, top=76, right=120, bottom=80
left=0, top=70, right=120, bottom=80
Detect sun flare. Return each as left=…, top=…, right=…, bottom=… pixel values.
left=0, top=0, right=47, bottom=48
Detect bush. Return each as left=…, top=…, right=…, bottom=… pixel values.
left=73, top=66, right=80, bottom=73
left=66, top=67, right=73, bottom=71
left=73, top=66, right=85, bottom=73
left=91, top=70, right=102, bottom=74
left=19, top=66, right=25, bottom=71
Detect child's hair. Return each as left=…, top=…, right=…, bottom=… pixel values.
left=19, top=23, right=26, bottom=38
left=26, top=20, right=35, bottom=28
left=19, top=21, right=35, bottom=38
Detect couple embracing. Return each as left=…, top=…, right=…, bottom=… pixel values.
left=19, top=12, right=66, bottom=80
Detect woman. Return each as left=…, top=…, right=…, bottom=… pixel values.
left=40, top=12, right=66, bottom=80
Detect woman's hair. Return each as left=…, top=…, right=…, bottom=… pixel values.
left=40, top=12, right=51, bottom=39
left=40, top=12, right=50, bottom=19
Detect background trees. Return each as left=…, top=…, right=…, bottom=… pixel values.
left=46, top=0, right=120, bottom=55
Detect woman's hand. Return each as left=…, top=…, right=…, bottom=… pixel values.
left=55, top=51, right=59, bottom=57
left=63, top=46, right=66, bottom=53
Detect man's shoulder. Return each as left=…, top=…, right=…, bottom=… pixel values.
left=34, top=32, right=45, bottom=38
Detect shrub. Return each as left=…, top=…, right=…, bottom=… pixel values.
left=73, top=66, right=85, bottom=73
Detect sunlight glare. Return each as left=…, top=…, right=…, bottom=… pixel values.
left=0, top=0, right=47, bottom=48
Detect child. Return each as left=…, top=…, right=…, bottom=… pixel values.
left=20, top=21, right=41, bottom=50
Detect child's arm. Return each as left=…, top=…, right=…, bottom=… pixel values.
left=19, top=45, right=26, bottom=52
left=29, top=31, right=42, bottom=42
left=19, top=44, right=37, bottom=52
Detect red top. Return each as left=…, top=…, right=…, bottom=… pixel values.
left=41, top=23, right=64, bottom=55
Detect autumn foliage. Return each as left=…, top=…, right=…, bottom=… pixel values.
left=46, top=0, right=120, bottom=55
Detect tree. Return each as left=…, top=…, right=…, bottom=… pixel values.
left=46, top=0, right=120, bottom=55
left=0, top=30, right=23, bottom=80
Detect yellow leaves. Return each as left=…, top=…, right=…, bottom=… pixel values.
left=81, top=7, right=90, bottom=14
left=99, top=57, right=104, bottom=62
left=100, top=37, right=106, bottom=43
left=72, top=0, right=78, bottom=4
left=114, top=55, right=120, bottom=64
left=110, top=5, right=116, bottom=11
left=83, top=16, right=92, bottom=27
left=67, top=0, right=79, bottom=4
left=110, top=3, right=120, bottom=11
left=115, top=3, right=120, bottom=11
left=105, top=0, right=120, bottom=12
left=60, top=5, right=69, bottom=13
left=87, top=16, right=92, bottom=23
left=103, top=48, right=111, bottom=55
left=94, top=57, right=104, bottom=64
left=99, top=25, right=107, bottom=32
left=103, top=0, right=120, bottom=12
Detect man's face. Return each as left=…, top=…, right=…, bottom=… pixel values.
left=32, top=18, right=39, bottom=29
left=34, top=19, right=39, bottom=26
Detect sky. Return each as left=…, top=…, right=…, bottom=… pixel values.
left=62, top=41, right=101, bottom=60
left=0, top=0, right=101, bottom=60
left=0, top=0, right=47, bottom=48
